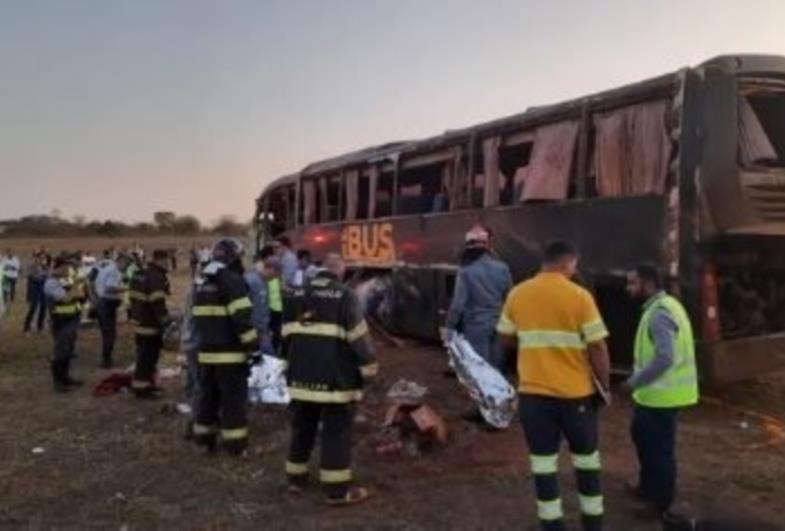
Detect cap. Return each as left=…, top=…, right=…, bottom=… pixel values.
left=464, top=225, right=490, bottom=249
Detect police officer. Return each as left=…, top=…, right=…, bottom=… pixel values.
left=43, top=254, right=85, bottom=393
left=497, top=241, right=611, bottom=531
left=191, top=239, right=257, bottom=455
left=129, top=249, right=171, bottom=398
left=623, top=264, right=699, bottom=525
left=93, top=253, right=129, bottom=368
left=281, top=253, right=377, bottom=506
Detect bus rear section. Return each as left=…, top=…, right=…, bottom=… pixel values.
left=698, top=60, right=785, bottom=381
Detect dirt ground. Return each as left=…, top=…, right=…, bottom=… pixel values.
left=1, top=245, right=785, bottom=530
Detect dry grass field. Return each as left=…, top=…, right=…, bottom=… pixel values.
left=1, top=237, right=784, bottom=530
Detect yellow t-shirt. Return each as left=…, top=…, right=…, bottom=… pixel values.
left=496, top=272, right=609, bottom=398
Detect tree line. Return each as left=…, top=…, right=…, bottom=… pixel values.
left=0, top=211, right=248, bottom=238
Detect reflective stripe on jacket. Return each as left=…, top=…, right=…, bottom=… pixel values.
left=193, top=261, right=257, bottom=364
left=281, top=272, right=377, bottom=403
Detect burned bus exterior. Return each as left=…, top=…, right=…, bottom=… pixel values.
left=255, top=55, right=785, bottom=383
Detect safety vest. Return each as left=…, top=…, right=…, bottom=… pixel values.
left=50, top=274, right=82, bottom=322
left=267, top=277, right=283, bottom=313
left=633, top=294, right=699, bottom=408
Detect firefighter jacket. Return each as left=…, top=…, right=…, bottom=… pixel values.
left=281, top=271, right=378, bottom=403
left=129, top=263, right=170, bottom=336
left=192, top=261, right=258, bottom=364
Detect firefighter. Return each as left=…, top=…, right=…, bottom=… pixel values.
left=445, top=224, right=512, bottom=368
left=43, top=254, right=85, bottom=393
left=623, top=264, right=699, bottom=525
left=281, top=253, right=377, bottom=506
left=497, top=241, right=611, bottom=531
left=129, top=249, right=171, bottom=398
left=191, top=239, right=258, bottom=455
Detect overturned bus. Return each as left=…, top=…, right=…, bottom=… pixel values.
left=254, top=54, right=785, bottom=383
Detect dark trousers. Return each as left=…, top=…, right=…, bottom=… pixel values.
left=519, top=394, right=603, bottom=531
left=194, top=363, right=249, bottom=455
left=269, top=311, right=283, bottom=354
left=24, top=290, right=47, bottom=332
left=631, top=405, right=679, bottom=512
left=51, top=318, right=79, bottom=384
left=96, top=298, right=121, bottom=363
left=287, top=400, right=354, bottom=498
left=4, top=277, right=17, bottom=303
left=132, top=334, right=162, bottom=395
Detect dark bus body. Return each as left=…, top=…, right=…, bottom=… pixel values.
left=255, top=55, right=785, bottom=383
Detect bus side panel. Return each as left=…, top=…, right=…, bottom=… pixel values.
left=285, top=195, right=668, bottom=282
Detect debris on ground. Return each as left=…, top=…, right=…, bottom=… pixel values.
left=30, top=447, right=45, bottom=455
left=248, top=355, right=290, bottom=405
left=157, top=366, right=182, bottom=380
left=386, top=379, right=428, bottom=405
left=374, top=380, right=447, bottom=456
left=446, top=335, right=516, bottom=429
left=92, top=372, right=133, bottom=397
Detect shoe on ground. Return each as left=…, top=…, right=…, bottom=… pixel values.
left=662, top=510, right=698, bottom=530
left=326, top=486, right=371, bottom=507
left=65, top=377, right=84, bottom=387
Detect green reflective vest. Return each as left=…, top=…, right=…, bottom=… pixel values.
left=633, top=294, right=699, bottom=408
left=267, top=277, right=283, bottom=313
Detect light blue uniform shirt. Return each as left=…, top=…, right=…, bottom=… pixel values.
left=280, top=249, right=299, bottom=289
left=94, top=260, right=124, bottom=300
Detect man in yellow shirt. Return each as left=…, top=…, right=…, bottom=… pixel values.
left=497, top=241, right=611, bottom=531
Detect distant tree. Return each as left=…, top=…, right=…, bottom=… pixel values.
left=173, top=215, right=201, bottom=235
left=211, top=215, right=247, bottom=236
left=153, top=211, right=176, bottom=232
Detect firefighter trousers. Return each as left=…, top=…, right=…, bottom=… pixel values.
left=286, top=400, right=355, bottom=499
left=51, top=318, right=79, bottom=384
left=133, top=334, right=162, bottom=396
left=96, top=298, right=120, bottom=364
left=194, top=363, right=249, bottom=455
left=519, top=394, right=603, bottom=531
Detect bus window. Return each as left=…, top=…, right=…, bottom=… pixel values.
left=591, top=101, right=671, bottom=197
left=397, top=161, right=447, bottom=215
left=302, top=179, right=317, bottom=226
left=376, top=171, right=394, bottom=217
left=316, top=175, right=342, bottom=223
left=739, top=92, right=785, bottom=168
left=500, top=136, right=533, bottom=205
left=343, top=168, right=372, bottom=221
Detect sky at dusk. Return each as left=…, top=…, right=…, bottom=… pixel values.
left=2, top=0, right=785, bottom=224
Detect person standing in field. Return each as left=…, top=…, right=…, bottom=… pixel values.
left=280, top=253, right=377, bottom=505
left=129, top=250, right=171, bottom=398
left=2, top=250, right=21, bottom=304
left=244, top=250, right=273, bottom=358
left=94, top=253, right=130, bottom=368
left=274, top=236, right=299, bottom=289
left=259, top=246, right=284, bottom=354
left=623, top=264, right=699, bottom=526
left=445, top=225, right=512, bottom=370
left=23, top=252, right=50, bottom=335
left=497, top=241, right=611, bottom=531
left=43, top=254, right=86, bottom=393
left=191, top=239, right=258, bottom=455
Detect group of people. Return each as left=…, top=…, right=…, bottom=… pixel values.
left=5, top=227, right=700, bottom=523
left=180, top=236, right=376, bottom=505
left=446, top=226, right=698, bottom=530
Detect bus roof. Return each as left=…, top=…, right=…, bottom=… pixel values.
left=257, top=54, right=785, bottom=199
